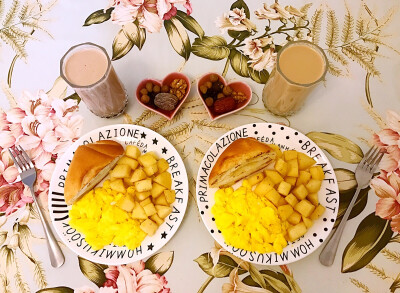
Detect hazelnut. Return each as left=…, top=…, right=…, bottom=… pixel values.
left=161, top=85, right=170, bottom=93
left=222, top=86, right=233, bottom=96
left=200, top=85, right=208, bottom=95
left=141, top=95, right=150, bottom=104
left=140, top=88, right=148, bottom=95
left=205, top=81, right=212, bottom=89
left=209, top=74, right=219, bottom=82
left=145, top=82, right=153, bottom=92
left=205, top=97, right=214, bottom=107
left=153, top=85, right=161, bottom=94
left=217, top=93, right=225, bottom=99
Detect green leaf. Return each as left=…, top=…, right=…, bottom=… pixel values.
left=174, top=10, right=204, bottom=39
left=334, top=186, right=369, bottom=229
left=112, top=28, right=135, bottom=60
left=164, top=17, right=191, bottom=60
left=249, top=67, right=270, bottom=84
left=229, top=49, right=250, bottom=77
left=123, top=22, right=146, bottom=50
left=37, top=287, right=74, bottom=293
left=335, top=168, right=357, bottom=192
left=306, top=132, right=364, bottom=164
left=78, top=257, right=107, bottom=287
left=249, top=264, right=267, bottom=289
left=228, top=0, right=251, bottom=41
left=192, top=36, right=230, bottom=60
left=64, top=93, right=81, bottom=104
left=390, top=274, right=400, bottom=293
left=242, top=270, right=291, bottom=293
left=262, top=273, right=291, bottom=293
left=342, top=212, right=393, bottom=273
left=194, top=253, right=245, bottom=278
left=145, top=251, right=174, bottom=276
left=83, top=8, right=113, bottom=26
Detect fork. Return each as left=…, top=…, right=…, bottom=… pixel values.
left=319, top=146, right=383, bottom=266
left=9, top=146, right=65, bottom=268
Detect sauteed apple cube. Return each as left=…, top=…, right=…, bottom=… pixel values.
left=117, top=156, right=139, bottom=170
left=125, top=145, right=141, bottom=159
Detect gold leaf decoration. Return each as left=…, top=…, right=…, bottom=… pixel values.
left=133, top=110, right=156, bottom=125
left=193, top=119, right=232, bottom=131
left=366, top=263, right=388, bottom=280
left=342, top=5, right=354, bottom=44
left=162, top=122, right=193, bottom=140
left=310, top=7, right=323, bottom=44
left=381, top=248, right=400, bottom=264
left=328, top=48, right=348, bottom=66
left=326, top=9, right=339, bottom=48
left=14, top=257, right=30, bottom=293
left=350, top=278, right=370, bottom=293
left=327, top=62, right=342, bottom=77
left=342, top=46, right=380, bottom=76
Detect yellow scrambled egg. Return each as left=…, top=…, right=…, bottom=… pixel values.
left=69, top=183, right=146, bottom=251
left=211, top=180, right=288, bottom=254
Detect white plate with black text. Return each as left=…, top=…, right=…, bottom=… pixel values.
left=49, top=124, right=188, bottom=265
left=196, top=123, right=339, bottom=265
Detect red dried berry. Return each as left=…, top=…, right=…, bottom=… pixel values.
left=213, top=96, right=236, bottom=114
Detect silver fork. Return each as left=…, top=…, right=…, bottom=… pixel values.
left=319, top=146, right=383, bottom=266
left=9, top=146, right=65, bottom=268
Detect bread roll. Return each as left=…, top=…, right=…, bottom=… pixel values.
left=64, top=140, right=124, bottom=205
left=209, top=138, right=276, bottom=188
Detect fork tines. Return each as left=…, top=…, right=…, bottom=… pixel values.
left=361, top=146, right=384, bottom=171
left=8, top=146, right=34, bottom=172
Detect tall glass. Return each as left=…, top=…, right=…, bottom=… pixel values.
left=60, top=42, right=127, bottom=118
left=262, top=40, right=328, bottom=116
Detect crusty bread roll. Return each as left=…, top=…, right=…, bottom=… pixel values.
left=64, top=140, right=124, bottom=205
left=209, top=138, right=276, bottom=188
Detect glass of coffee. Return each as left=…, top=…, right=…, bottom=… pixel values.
left=262, top=40, right=327, bottom=116
left=60, top=42, right=127, bottom=118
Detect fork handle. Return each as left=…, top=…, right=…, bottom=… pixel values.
left=29, top=187, right=65, bottom=268
left=319, top=186, right=362, bottom=266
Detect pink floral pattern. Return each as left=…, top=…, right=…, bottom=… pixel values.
left=0, top=90, right=82, bottom=217
left=99, top=261, right=170, bottom=293
left=371, top=110, right=400, bottom=232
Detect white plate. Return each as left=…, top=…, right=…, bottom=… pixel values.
left=49, top=124, right=188, bottom=265
left=196, top=123, right=339, bottom=265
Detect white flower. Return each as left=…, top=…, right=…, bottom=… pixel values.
left=216, top=8, right=256, bottom=34
left=255, top=2, right=304, bottom=20
left=243, top=37, right=273, bottom=59
left=228, top=8, right=246, bottom=25
left=248, top=47, right=277, bottom=71
left=7, top=233, right=19, bottom=249
left=18, top=207, right=30, bottom=225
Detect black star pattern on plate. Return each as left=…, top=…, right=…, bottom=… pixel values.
left=161, top=147, right=167, bottom=154
left=141, top=132, right=147, bottom=139
left=147, top=243, right=154, bottom=251
left=152, top=138, right=158, bottom=145
left=161, top=232, right=167, bottom=239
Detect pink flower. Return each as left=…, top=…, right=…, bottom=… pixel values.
left=216, top=8, right=256, bottom=34
left=248, top=47, right=277, bottom=71
left=109, top=0, right=163, bottom=33
left=371, top=172, right=400, bottom=233
left=0, top=182, right=33, bottom=216
left=157, top=0, right=192, bottom=20
left=0, top=150, right=19, bottom=184
left=100, top=261, right=170, bottom=293
left=222, top=268, right=269, bottom=293
left=243, top=37, right=273, bottom=60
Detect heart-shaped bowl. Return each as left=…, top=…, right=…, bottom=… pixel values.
left=136, top=72, right=190, bottom=120
left=197, top=72, right=252, bottom=121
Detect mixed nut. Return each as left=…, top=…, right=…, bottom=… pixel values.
left=199, top=74, right=247, bottom=114
left=139, top=78, right=188, bottom=111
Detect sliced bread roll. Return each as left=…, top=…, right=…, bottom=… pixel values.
left=209, top=138, right=276, bottom=188
left=64, top=140, right=124, bottom=205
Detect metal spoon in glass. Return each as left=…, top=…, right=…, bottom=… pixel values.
left=319, top=146, right=383, bottom=266
left=8, top=146, right=65, bottom=268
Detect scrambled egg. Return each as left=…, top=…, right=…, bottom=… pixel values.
left=211, top=180, right=288, bottom=254
left=69, top=184, right=146, bottom=251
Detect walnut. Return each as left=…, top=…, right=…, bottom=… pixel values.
left=169, top=78, right=187, bottom=100
left=154, top=93, right=178, bottom=111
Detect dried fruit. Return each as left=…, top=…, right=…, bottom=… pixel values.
left=145, top=82, right=153, bottom=92
left=205, top=97, right=214, bottom=107
left=213, top=97, right=236, bottom=114
left=217, top=93, right=225, bottom=99
left=161, top=85, right=170, bottom=93
left=205, top=81, right=212, bottom=89
left=153, top=85, right=161, bottom=94
left=200, top=85, right=208, bottom=94
left=232, top=91, right=247, bottom=103
left=209, top=74, right=219, bottom=82
left=141, top=95, right=150, bottom=104
left=154, top=93, right=178, bottom=111
left=222, top=86, right=233, bottom=96
left=140, top=88, right=148, bottom=95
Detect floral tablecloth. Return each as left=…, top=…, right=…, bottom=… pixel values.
left=0, top=0, right=399, bottom=292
